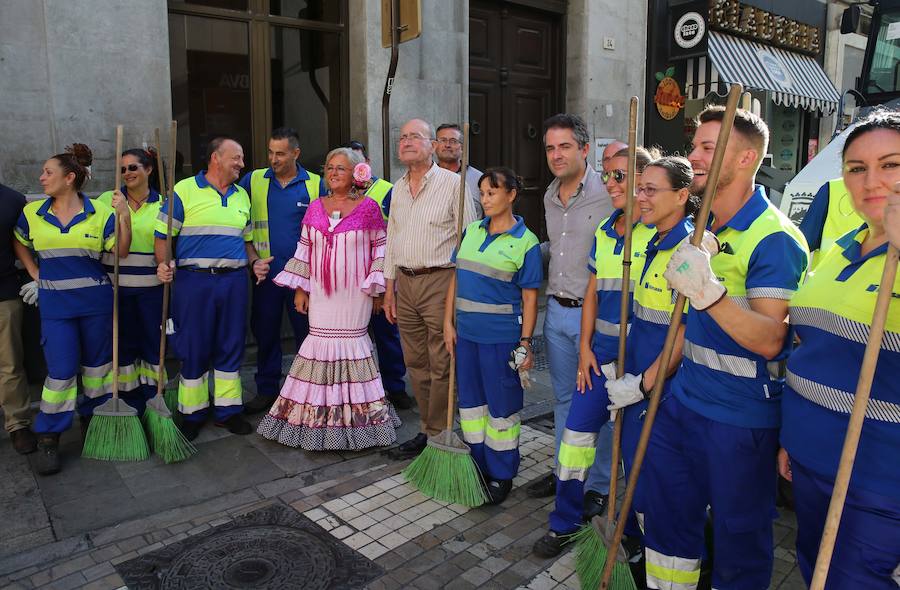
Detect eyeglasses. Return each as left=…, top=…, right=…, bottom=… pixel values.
left=601, top=169, right=626, bottom=184
left=324, top=165, right=349, bottom=174
left=120, top=164, right=142, bottom=174
left=437, top=137, right=461, bottom=146
left=636, top=186, right=676, bottom=197
left=398, top=133, right=433, bottom=143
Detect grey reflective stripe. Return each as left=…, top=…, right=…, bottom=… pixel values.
left=787, top=370, right=900, bottom=424
left=634, top=301, right=670, bottom=325
left=683, top=340, right=756, bottom=378
left=39, top=248, right=100, bottom=260
left=102, top=252, right=156, bottom=267
left=556, top=464, right=589, bottom=482
left=213, top=370, right=241, bottom=380
left=595, top=318, right=630, bottom=337
left=44, top=376, right=76, bottom=392
left=157, top=212, right=183, bottom=231
left=83, top=362, right=113, bottom=377
left=116, top=274, right=162, bottom=288
left=242, top=224, right=252, bottom=236
left=254, top=241, right=270, bottom=251
left=253, top=221, right=269, bottom=230
left=731, top=296, right=752, bottom=311
left=597, top=277, right=632, bottom=292
left=459, top=406, right=487, bottom=421
left=39, top=277, right=107, bottom=290
left=83, top=383, right=111, bottom=398
left=747, top=287, right=795, bottom=300
left=488, top=413, right=520, bottom=431
left=181, top=373, right=208, bottom=388
left=455, top=297, right=514, bottom=314
left=216, top=396, right=243, bottom=407
left=179, top=258, right=247, bottom=269
left=179, top=401, right=210, bottom=414
left=40, top=398, right=77, bottom=414
left=791, top=306, right=900, bottom=353
left=179, top=225, right=246, bottom=237
left=561, top=428, right=596, bottom=448
left=456, top=258, right=515, bottom=282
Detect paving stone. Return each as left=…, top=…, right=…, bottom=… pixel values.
left=389, top=567, right=418, bottom=585
left=484, top=531, right=515, bottom=550
left=343, top=532, right=373, bottom=550
left=444, top=577, right=477, bottom=590
left=80, top=561, right=115, bottom=583
left=466, top=542, right=492, bottom=560
left=408, top=548, right=449, bottom=575
left=482, top=555, right=512, bottom=574
left=80, top=573, right=125, bottom=590
left=330, top=525, right=354, bottom=540
left=40, top=571, right=87, bottom=590
left=461, top=565, right=493, bottom=586
left=441, top=538, right=471, bottom=554
left=448, top=550, right=481, bottom=571
left=392, top=540, right=424, bottom=561
left=108, top=551, right=138, bottom=566
left=115, top=536, right=146, bottom=554
left=359, top=542, right=388, bottom=560
left=492, top=568, right=527, bottom=589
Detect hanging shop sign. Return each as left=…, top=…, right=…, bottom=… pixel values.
left=708, top=0, right=821, bottom=56
left=670, top=0, right=709, bottom=59
left=654, top=67, right=685, bottom=121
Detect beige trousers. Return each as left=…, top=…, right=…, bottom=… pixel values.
left=0, top=298, right=31, bottom=432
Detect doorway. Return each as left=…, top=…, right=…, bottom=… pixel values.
left=469, top=0, right=565, bottom=238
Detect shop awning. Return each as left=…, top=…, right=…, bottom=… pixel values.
left=684, top=32, right=841, bottom=115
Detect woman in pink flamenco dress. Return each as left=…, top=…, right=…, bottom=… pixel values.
left=257, top=148, right=400, bottom=450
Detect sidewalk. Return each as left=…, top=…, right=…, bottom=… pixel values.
left=0, top=342, right=805, bottom=589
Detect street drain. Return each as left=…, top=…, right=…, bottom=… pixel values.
left=115, top=503, right=383, bottom=589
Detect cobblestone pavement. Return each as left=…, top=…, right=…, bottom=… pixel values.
left=0, top=335, right=806, bottom=589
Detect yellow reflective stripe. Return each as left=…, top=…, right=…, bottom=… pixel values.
left=179, top=373, right=209, bottom=413
left=41, top=377, right=77, bottom=404
left=138, top=361, right=167, bottom=386
left=213, top=370, right=242, bottom=406
left=645, top=548, right=701, bottom=589
left=116, top=363, right=141, bottom=392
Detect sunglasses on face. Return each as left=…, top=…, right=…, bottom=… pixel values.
left=601, top=169, right=627, bottom=184
left=120, top=164, right=143, bottom=174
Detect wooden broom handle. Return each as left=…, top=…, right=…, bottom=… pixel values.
left=599, top=84, right=744, bottom=589
left=446, top=122, right=470, bottom=431
left=810, top=245, right=898, bottom=589
left=111, top=125, right=124, bottom=400
left=154, top=121, right=177, bottom=397
left=607, top=97, right=639, bottom=525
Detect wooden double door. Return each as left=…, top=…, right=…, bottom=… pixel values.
left=469, top=0, right=565, bottom=239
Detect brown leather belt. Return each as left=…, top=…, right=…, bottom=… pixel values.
left=399, top=266, right=446, bottom=277
left=552, top=295, right=583, bottom=308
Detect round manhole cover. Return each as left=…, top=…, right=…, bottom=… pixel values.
left=162, top=526, right=336, bottom=589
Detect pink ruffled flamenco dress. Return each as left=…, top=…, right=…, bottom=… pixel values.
left=257, top=197, right=401, bottom=450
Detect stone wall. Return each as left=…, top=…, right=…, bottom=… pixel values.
left=0, top=0, right=172, bottom=195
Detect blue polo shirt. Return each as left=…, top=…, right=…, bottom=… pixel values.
left=782, top=226, right=900, bottom=496
left=452, top=216, right=543, bottom=344
left=672, top=187, right=809, bottom=429
left=586, top=210, right=655, bottom=363
left=15, top=195, right=116, bottom=319
left=238, top=164, right=326, bottom=275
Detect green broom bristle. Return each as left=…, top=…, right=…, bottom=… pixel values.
left=163, top=386, right=178, bottom=414
left=143, top=405, right=197, bottom=463
left=574, top=523, right=638, bottom=590
left=82, top=415, right=150, bottom=462
left=403, top=445, right=488, bottom=507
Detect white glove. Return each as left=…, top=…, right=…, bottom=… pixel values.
left=605, top=373, right=645, bottom=411
left=663, top=243, right=726, bottom=311
left=600, top=362, right=617, bottom=381
left=19, top=281, right=38, bottom=306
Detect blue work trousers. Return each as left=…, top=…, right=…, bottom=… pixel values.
left=642, top=396, right=778, bottom=590
left=172, top=270, right=248, bottom=422
left=116, top=286, right=164, bottom=415
left=35, top=314, right=112, bottom=433
left=251, top=277, right=309, bottom=397
left=370, top=310, right=406, bottom=393
left=456, top=337, right=524, bottom=481
left=543, top=297, right=612, bottom=492
left=793, top=460, right=900, bottom=590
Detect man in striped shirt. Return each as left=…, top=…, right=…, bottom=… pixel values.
left=383, top=119, right=477, bottom=459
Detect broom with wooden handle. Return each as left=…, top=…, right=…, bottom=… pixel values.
left=403, top=122, right=488, bottom=507
left=809, top=244, right=898, bottom=589
left=598, top=83, right=744, bottom=589
left=83, top=125, right=150, bottom=462
left=143, top=122, right=197, bottom=463
left=573, top=96, right=640, bottom=590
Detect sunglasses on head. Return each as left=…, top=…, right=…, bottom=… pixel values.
left=120, top=164, right=142, bottom=174
left=601, top=169, right=627, bottom=184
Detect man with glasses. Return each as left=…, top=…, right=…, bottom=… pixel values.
left=383, top=119, right=476, bottom=459
left=435, top=123, right=483, bottom=218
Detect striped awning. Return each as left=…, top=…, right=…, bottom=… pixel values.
left=684, top=32, right=840, bottom=115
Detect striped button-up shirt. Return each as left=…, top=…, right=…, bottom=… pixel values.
left=384, top=163, right=476, bottom=279
left=544, top=164, right=613, bottom=300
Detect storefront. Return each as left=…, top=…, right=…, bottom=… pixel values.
left=645, top=0, right=840, bottom=204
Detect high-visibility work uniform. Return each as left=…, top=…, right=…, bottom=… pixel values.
left=782, top=225, right=900, bottom=589
left=364, top=176, right=407, bottom=394
left=453, top=216, right=542, bottom=482
left=97, top=187, right=166, bottom=414
left=642, top=188, right=809, bottom=590
left=157, top=172, right=252, bottom=423
left=799, top=178, right=863, bottom=270
left=15, top=196, right=116, bottom=433
left=548, top=210, right=654, bottom=535
left=238, top=165, right=322, bottom=398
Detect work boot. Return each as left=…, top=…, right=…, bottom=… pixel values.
left=485, top=479, right=513, bottom=505
left=388, top=432, right=427, bottom=460
left=80, top=415, right=92, bottom=442
left=582, top=490, right=609, bottom=521
left=10, top=428, right=37, bottom=455
left=179, top=420, right=203, bottom=442
left=34, top=434, right=61, bottom=476
left=531, top=530, right=573, bottom=558
left=386, top=390, right=413, bottom=410
left=242, top=395, right=276, bottom=416
left=215, top=414, right=253, bottom=435
left=526, top=472, right=556, bottom=498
